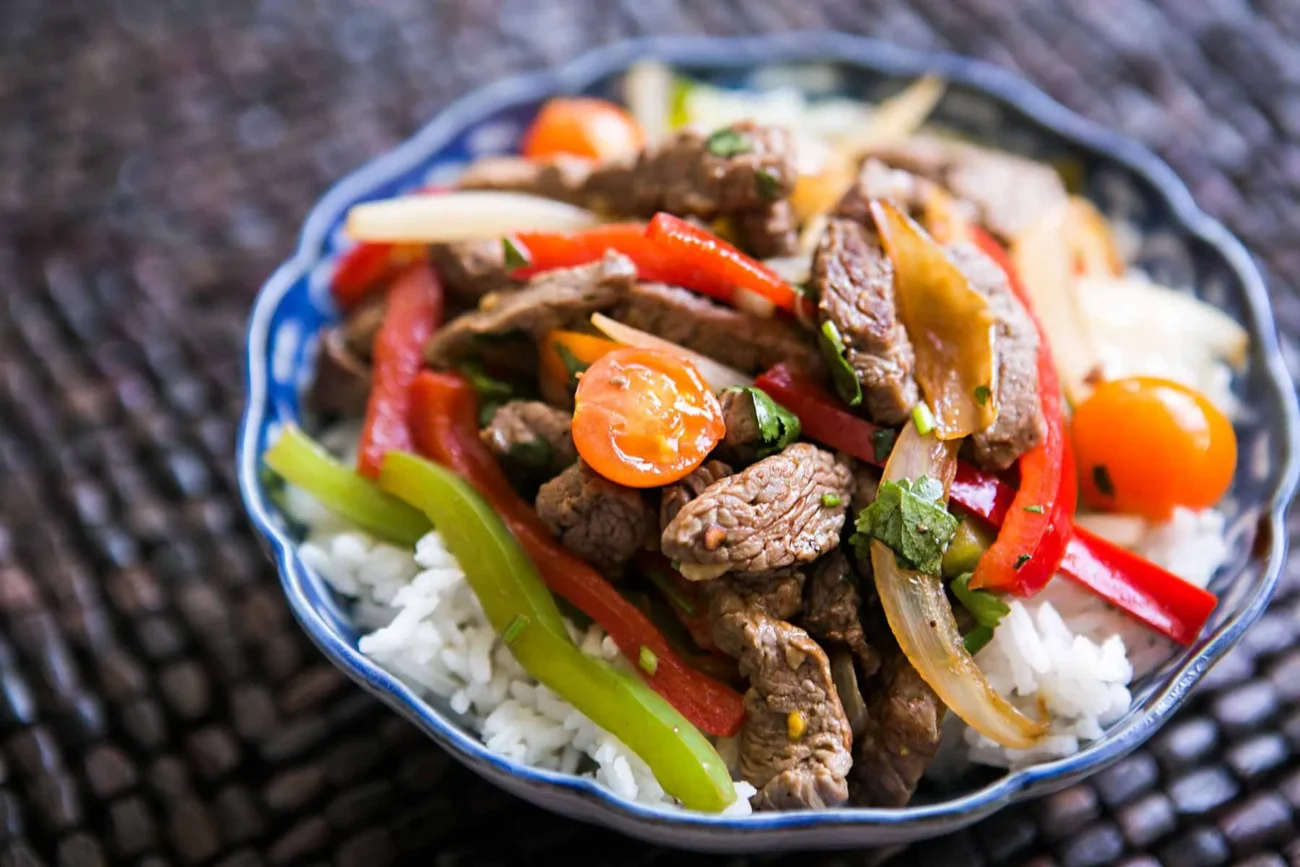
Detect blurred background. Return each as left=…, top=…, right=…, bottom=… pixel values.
left=1, top=2, right=1298, bottom=865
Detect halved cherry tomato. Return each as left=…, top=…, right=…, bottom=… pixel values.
left=1073, top=376, right=1236, bottom=520
left=538, top=330, right=621, bottom=395
left=572, top=348, right=724, bottom=488
left=522, top=97, right=644, bottom=161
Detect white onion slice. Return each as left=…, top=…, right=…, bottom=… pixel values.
left=733, top=287, right=776, bottom=319
left=344, top=191, right=600, bottom=243
left=623, top=59, right=673, bottom=143
left=832, top=75, right=947, bottom=157
left=1073, top=513, right=1148, bottom=550
left=589, top=313, right=752, bottom=392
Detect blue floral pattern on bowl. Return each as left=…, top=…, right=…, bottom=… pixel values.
left=237, top=32, right=1300, bottom=852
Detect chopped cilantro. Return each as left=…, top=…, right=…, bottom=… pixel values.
left=506, top=437, right=553, bottom=471
left=851, top=476, right=959, bottom=576
left=1093, top=465, right=1115, bottom=497
left=705, top=127, right=752, bottom=158
left=755, top=166, right=783, bottom=200
left=821, top=493, right=843, bottom=508
left=459, top=359, right=515, bottom=425
left=502, top=614, right=529, bottom=645
left=1015, top=554, right=1031, bottom=569
left=872, top=428, right=897, bottom=464
left=974, top=384, right=991, bottom=406
left=501, top=236, right=531, bottom=270
left=912, top=402, right=936, bottom=436
left=723, top=386, right=801, bottom=457
left=817, top=320, right=863, bottom=407
left=1024, top=504, right=1045, bottom=514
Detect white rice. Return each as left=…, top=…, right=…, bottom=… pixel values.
left=288, top=485, right=755, bottom=813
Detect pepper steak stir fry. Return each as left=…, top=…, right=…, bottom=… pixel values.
left=270, top=79, right=1239, bottom=812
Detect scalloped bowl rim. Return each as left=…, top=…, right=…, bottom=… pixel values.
left=237, top=31, right=1300, bottom=839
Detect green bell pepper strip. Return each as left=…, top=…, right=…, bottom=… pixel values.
left=377, top=450, right=737, bottom=813
left=263, top=424, right=429, bottom=546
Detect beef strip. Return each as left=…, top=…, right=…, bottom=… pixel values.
left=430, top=239, right=515, bottom=305
left=614, top=282, right=823, bottom=376
left=708, top=570, right=853, bottom=810
left=480, top=400, right=576, bottom=477
left=850, top=645, right=945, bottom=807
left=803, top=551, right=880, bottom=678
left=947, top=242, right=1046, bottom=469
left=425, top=252, right=636, bottom=367
left=849, top=460, right=882, bottom=516
left=734, top=200, right=800, bottom=258
left=308, top=328, right=372, bottom=418
left=812, top=218, right=919, bottom=424
left=662, top=443, right=854, bottom=579
left=535, top=460, right=656, bottom=575
left=716, top=388, right=763, bottom=467
left=660, top=459, right=733, bottom=532
left=868, top=136, right=1068, bottom=242
left=456, top=155, right=593, bottom=205
left=833, top=158, right=944, bottom=226
left=585, top=122, right=797, bottom=218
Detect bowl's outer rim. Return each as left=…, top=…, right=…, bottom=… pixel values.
left=236, top=30, right=1300, bottom=843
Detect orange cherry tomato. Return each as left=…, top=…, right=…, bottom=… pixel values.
left=572, top=348, right=724, bottom=488
left=522, top=97, right=645, bottom=161
left=1073, top=376, right=1236, bottom=520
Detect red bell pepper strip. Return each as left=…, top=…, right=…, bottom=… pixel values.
left=408, top=371, right=745, bottom=736
left=968, top=228, right=1076, bottom=594
left=753, top=363, right=1217, bottom=646
left=356, top=263, right=445, bottom=478
left=330, top=186, right=446, bottom=312
left=645, top=213, right=799, bottom=312
left=510, top=224, right=677, bottom=282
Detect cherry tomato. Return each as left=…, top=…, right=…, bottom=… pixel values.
left=1073, top=376, right=1236, bottom=520
left=572, top=348, right=724, bottom=488
left=522, top=97, right=645, bottom=161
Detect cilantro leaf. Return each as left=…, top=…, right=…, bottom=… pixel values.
left=755, top=166, right=783, bottom=200
left=950, top=572, right=1011, bottom=629
left=501, top=236, right=531, bottom=270
left=724, top=386, right=801, bottom=457
left=553, top=342, right=590, bottom=389
left=872, top=428, right=896, bottom=463
left=817, top=320, right=863, bottom=407
left=506, top=437, right=553, bottom=471
left=706, top=128, right=752, bottom=158
left=851, top=476, right=959, bottom=576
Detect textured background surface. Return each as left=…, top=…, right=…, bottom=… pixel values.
left=1, top=2, right=1299, bottom=865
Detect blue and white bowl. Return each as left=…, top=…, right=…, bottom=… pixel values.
left=237, top=32, right=1300, bottom=852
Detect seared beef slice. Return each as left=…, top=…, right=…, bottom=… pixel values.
left=662, top=444, right=853, bottom=577
left=536, top=460, right=656, bottom=575
left=456, top=155, right=593, bottom=205
left=425, top=252, right=636, bottom=366
left=813, top=218, right=919, bottom=425
left=480, top=400, right=576, bottom=477
left=803, top=551, right=879, bottom=677
left=585, top=121, right=797, bottom=218
left=430, top=239, right=514, bottom=305
left=709, top=571, right=853, bottom=810
left=947, top=242, right=1046, bottom=469
left=869, top=136, right=1067, bottom=242
left=852, top=648, right=945, bottom=807
left=660, top=460, right=733, bottom=531
left=614, top=282, right=822, bottom=375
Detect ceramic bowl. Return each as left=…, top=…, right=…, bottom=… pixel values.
left=236, top=31, right=1300, bottom=852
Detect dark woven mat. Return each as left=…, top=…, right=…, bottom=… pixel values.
left=0, top=2, right=1298, bottom=865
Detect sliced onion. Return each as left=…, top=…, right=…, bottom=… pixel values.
left=590, top=313, right=753, bottom=392
left=345, top=191, right=600, bottom=243
left=762, top=254, right=812, bottom=287
left=1073, top=512, right=1147, bottom=549
left=623, top=59, right=673, bottom=143
left=829, top=649, right=868, bottom=739
left=1011, top=199, right=1102, bottom=406
left=872, top=421, right=1047, bottom=749
left=832, top=75, right=947, bottom=158
left=733, top=287, right=776, bottom=319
